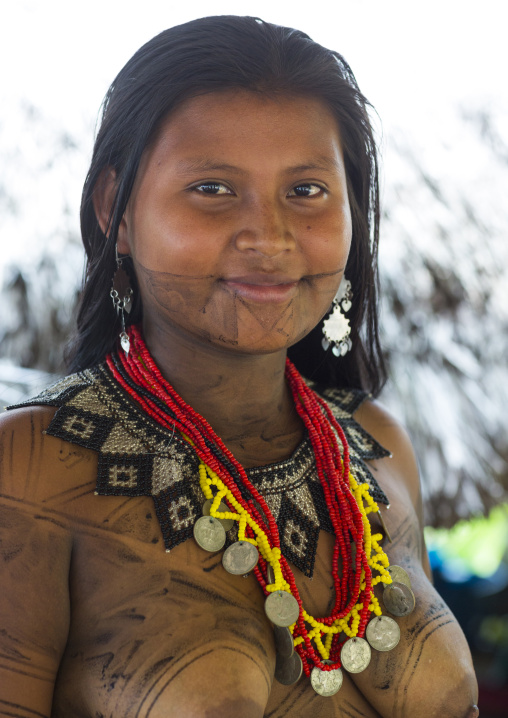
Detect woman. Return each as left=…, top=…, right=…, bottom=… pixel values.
left=0, top=16, right=478, bottom=717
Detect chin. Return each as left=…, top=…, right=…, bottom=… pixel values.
left=212, top=332, right=305, bottom=357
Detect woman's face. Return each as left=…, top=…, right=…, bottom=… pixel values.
left=117, top=90, right=352, bottom=356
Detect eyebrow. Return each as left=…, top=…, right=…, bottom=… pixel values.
left=285, top=156, right=343, bottom=174
left=176, top=159, right=243, bottom=175
left=175, top=155, right=342, bottom=176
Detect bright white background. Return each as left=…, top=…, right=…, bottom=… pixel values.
left=3, top=0, right=507, bottom=128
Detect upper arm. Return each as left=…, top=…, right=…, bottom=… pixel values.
left=350, top=399, right=478, bottom=717
left=0, top=407, right=72, bottom=715
left=354, top=399, right=431, bottom=574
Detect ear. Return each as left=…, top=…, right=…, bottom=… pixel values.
left=92, top=168, right=130, bottom=255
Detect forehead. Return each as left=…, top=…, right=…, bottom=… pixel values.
left=144, top=90, right=346, bottom=171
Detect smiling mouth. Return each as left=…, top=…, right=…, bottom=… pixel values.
left=222, top=278, right=299, bottom=304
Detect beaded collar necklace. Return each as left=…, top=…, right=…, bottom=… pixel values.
left=106, top=325, right=414, bottom=695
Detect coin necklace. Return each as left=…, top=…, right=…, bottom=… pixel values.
left=107, top=325, right=414, bottom=692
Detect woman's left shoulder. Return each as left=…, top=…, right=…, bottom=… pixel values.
left=352, top=397, right=421, bottom=506
left=352, top=396, right=434, bottom=582
left=347, top=398, right=480, bottom=717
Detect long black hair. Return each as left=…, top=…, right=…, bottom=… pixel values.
left=68, top=15, right=386, bottom=396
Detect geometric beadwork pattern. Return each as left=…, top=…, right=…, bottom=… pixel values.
left=10, top=363, right=391, bottom=578
left=277, top=494, right=321, bottom=576
left=50, top=405, right=116, bottom=453
left=97, top=453, right=154, bottom=495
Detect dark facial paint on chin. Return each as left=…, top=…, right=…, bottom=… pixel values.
left=136, top=261, right=345, bottom=347
left=137, top=268, right=200, bottom=316
left=236, top=295, right=295, bottom=333
left=218, top=293, right=240, bottom=346
left=137, top=263, right=269, bottom=347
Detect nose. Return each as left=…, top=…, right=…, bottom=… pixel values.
left=234, top=198, right=295, bottom=258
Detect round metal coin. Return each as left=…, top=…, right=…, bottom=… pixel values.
left=388, top=565, right=412, bottom=589
left=265, top=590, right=300, bottom=627
left=365, top=615, right=401, bottom=652
left=340, top=637, right=372, bottom=673
left=310, top=662, right=343, bottom=697
left=202, top=498, right=234, bottom=531
left=274, top=650, right=303, bottom=685
left=222, top=541, right=259, bottom=575
left=193, top=516, right=226, bottom=552
left=273, top=625, right=294, bottom=658
left=383, top=582, right=416, bottom=617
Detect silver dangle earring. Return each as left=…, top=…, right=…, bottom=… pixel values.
left=322, top=276, right=353, bottom=357
left=110, top=245, right=133, bottom=356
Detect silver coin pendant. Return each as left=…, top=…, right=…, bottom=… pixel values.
left=273, top=625, right=294, bottom=658
left=310, top=661, right=343, bottom=697
left=340, top=637, right=371, bottom=673
left=383, top=581, right=416, bottom=617
left=222, top=541, right=259, bottom=575
left=265, top=590, right=300, bottom=627
left=202, top=498, right=234, bottom=532
left=193, top=515, right=226, bottom=552
left=387, top=565, right=412, bottom=589
left=274, top=650, right=303, bottom=685
left=365, top=615, right=401, bottom=651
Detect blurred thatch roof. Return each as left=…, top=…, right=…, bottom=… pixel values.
left=379, top=105, right=508, bottom=525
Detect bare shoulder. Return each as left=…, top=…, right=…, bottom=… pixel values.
left=0, top=404, right=97, bottom=503
left=0, top=406, right=76, bottom=710
left=352, top=396, right=431, bottom=577
left=353, top=395, right=411, bottom=449
left=0, top=403, right=58, bottom=439
left=0, top=402, right=57, bottom=432
left=353, top=397, right=421, bottom=506
left=0, top=403, right=83, bottom=548
left=348, top=397, right=479, bottom=717
left=0, top=405, right=56, bottom=496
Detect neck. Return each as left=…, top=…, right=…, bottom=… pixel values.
left=143, top=321, right=304, bottom=467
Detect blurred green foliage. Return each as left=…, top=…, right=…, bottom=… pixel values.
left=425, top=504, right=508, bottom=578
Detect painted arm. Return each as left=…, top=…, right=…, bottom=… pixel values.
left=0, top=407, right=72, bottom=716
left=350, top=400, right=479, bottom=718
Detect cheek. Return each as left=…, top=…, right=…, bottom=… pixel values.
left=135, top=265, right=217, bottom=317
left=129, top=223, right=218, bottom=276
left=127, top=190, right=220, bottom=272
left=301, top=216, right=352, bottom=319
left=304, top=211, right=352, bottom=270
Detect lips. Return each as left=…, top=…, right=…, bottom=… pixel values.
left=222, top=274, right=299, bottom=303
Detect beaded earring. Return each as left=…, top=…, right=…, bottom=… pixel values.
left=110, top=245, right=133, bottom=355
left=322, top=277, right=353, bottom=357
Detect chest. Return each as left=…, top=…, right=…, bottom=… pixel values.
left=50, top=493, right=382, bottom=717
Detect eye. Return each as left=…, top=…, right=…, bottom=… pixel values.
left=287, top=183, right=326, bottom=198
left=192, top=182, right=234, bottom=195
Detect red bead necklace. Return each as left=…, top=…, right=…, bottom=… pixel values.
left=106, top=325, right=373, bottom=675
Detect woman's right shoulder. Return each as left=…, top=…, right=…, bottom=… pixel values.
left=0, top=405, right=76, bottom=710
left=0, top=405, right=56, bottom=494
left=0, top=403, right=97, bottom=504
left=0, top=402, right=57, bottom=435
